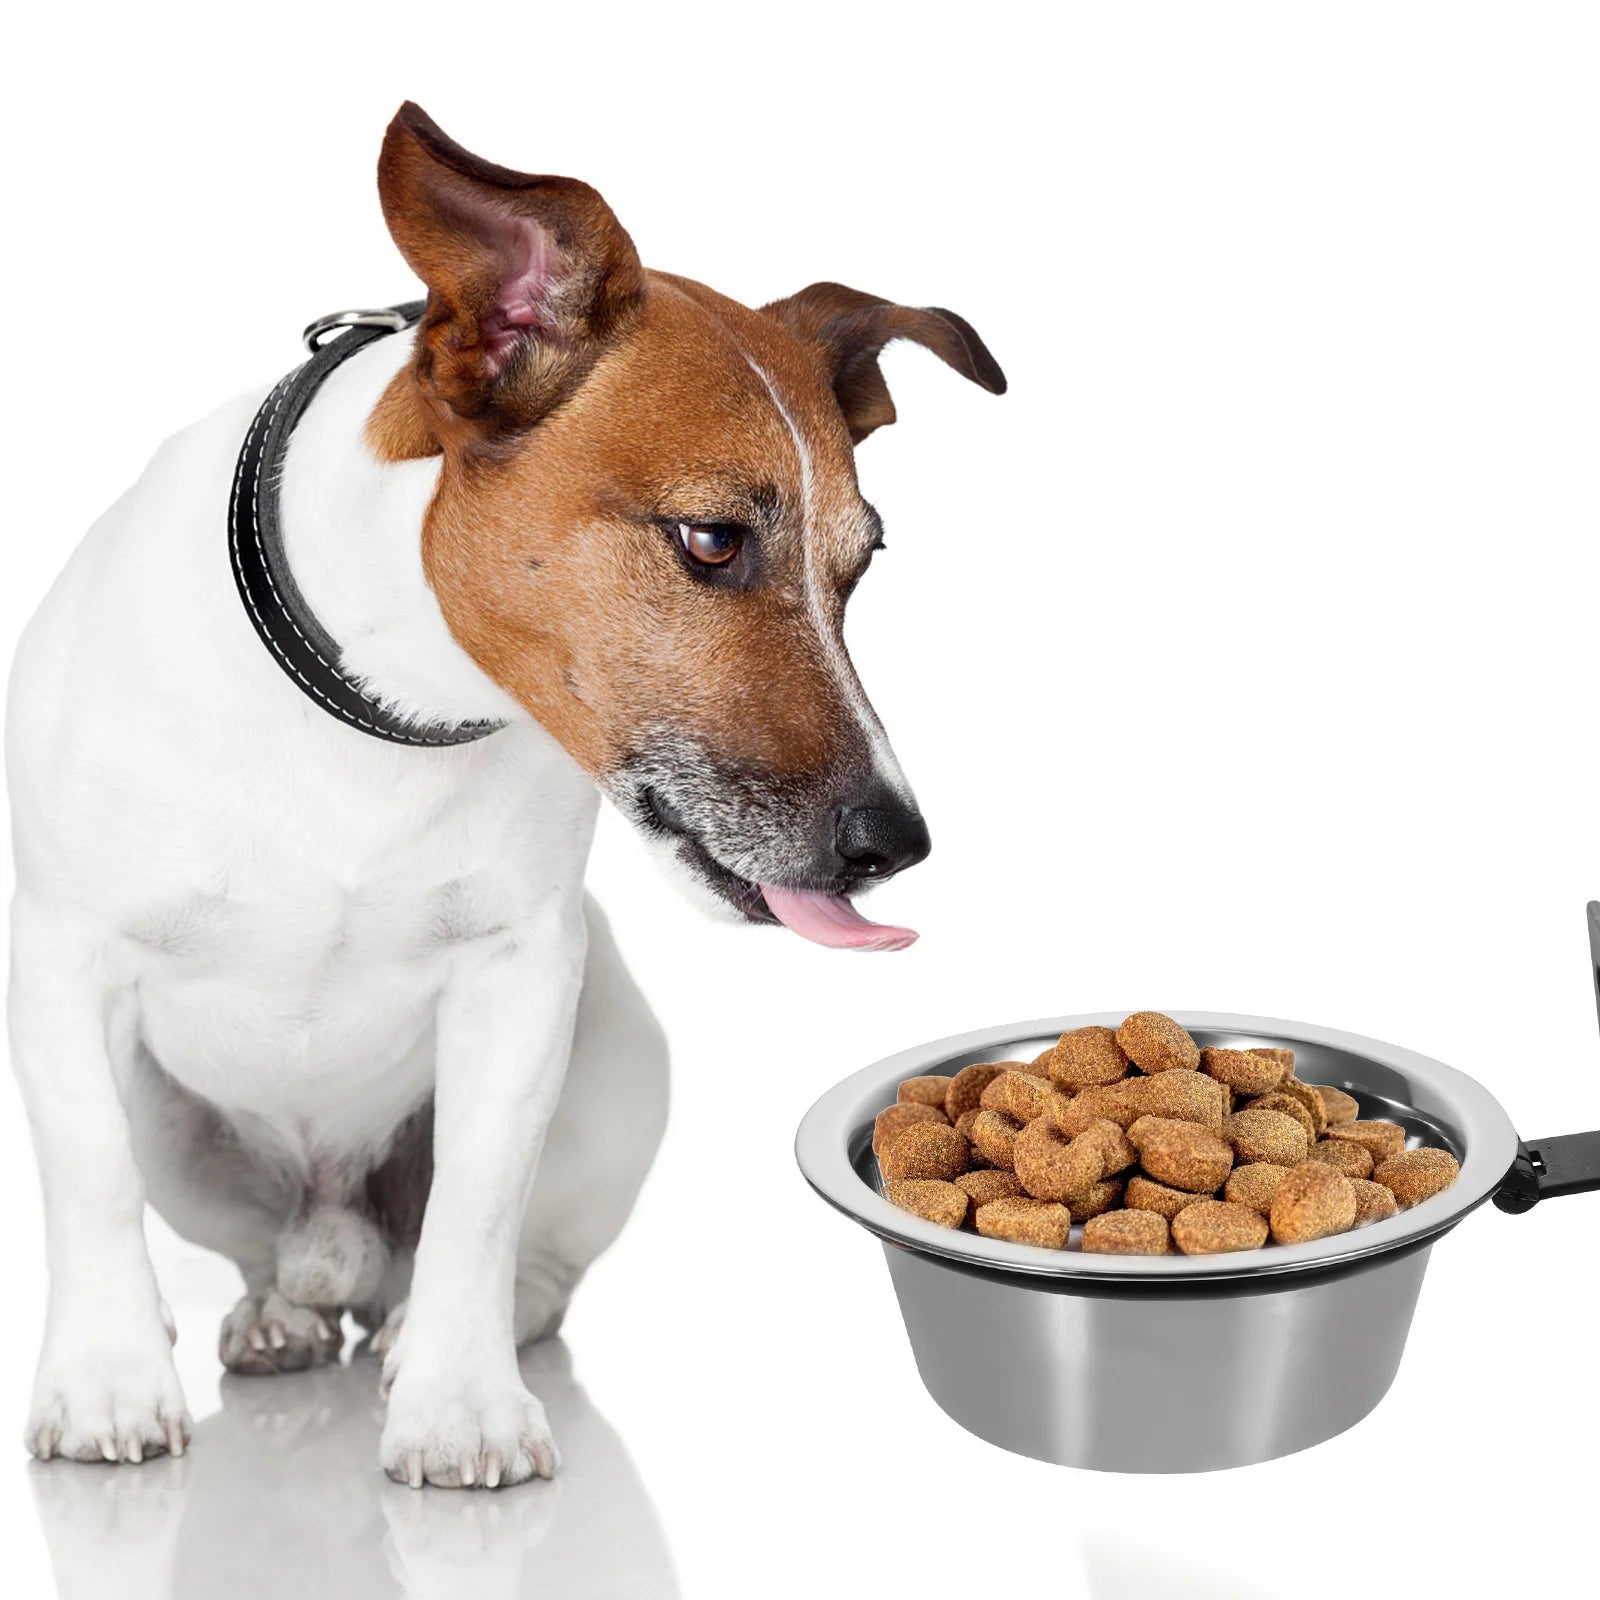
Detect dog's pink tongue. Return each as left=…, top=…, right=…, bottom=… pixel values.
left=758, top=885, right=918, bottom=952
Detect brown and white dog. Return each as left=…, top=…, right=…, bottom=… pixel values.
left=5, top=103, right=1003, bottom=1486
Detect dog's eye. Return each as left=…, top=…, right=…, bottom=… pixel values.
left=675, top=522, right=744, bottom=567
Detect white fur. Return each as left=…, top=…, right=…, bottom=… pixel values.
left=738, top=350, right=913, bottom=806
left=6, top=331, right=668, bottom=1483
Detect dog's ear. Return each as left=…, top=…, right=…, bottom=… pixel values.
left=377, top=102, right=646, bottom=432
left=761, top=282, right=1006, bottom=444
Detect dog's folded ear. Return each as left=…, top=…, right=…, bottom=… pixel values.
left=377, top=102, right=646, bottom=435
left=760, top=282, right=1006, bottom=444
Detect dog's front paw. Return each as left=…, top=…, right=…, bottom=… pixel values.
left=380, top=1362, right=559, bottom=1489
left=28, top=1326, right=190, bottom=1464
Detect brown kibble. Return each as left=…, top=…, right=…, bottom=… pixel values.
left=1305, top=1138, right=1374, bottom=1179
left=879, top=1122, right=970, bottom=1182
left=1273, top=1078, right=1328, bottom=1138
left=1201, top=1047, right=1285, bottom=1097
left=1047, top=1025, right=1131, bottom=1090
left=980, top=1070, right=1063, bottom=1124
left=1077, top=1117, right=1138, bottom=1175
left=1053, top=1082, right=1143, bottom=1134
left=1250, top=1046, right=1295, bottom=1076
left=1067, top=1178, right=1126, bottom=1221
left=883, top=1179, right=967, bottom=1230
left=1374, top=1147, right=1460, bottom=1209
left=968, top=1109, right=1024, bottom=1171
left=944, top=1061, right=1014, bottom=1123
left=1223, top=1108, right=1310, bottom=1167
left=974, top=1197, right=1072, bottom=1249
left=1223, top=1162, right=1291, bottom=1216
left=873, top=1101, right=947, bottom=1156
left=1128, top=1115, right=1235, bottom=1193
left=897, top=1075, right=954, bottom=1109
left=1125, top=1175, right=1214, bottom=1219
left=954, top=1108, right=982, bottom=1142
left=1269, top=1161, right=1357, bottom=1244
left=1313, top=1085, right=1360, bottom=1126
left=1246, top=1092, right=1318, bottom=1144
left=1129, top=1070, right=1229, bottom=1129
left=1082, top=1209, right=1171, bottom=1255
left=1351, top=1178, right=1399, bottom=1226
left=1116, top=1012, right=1201, bottom=1073
left=953, top=1169, right=1023, bottom=1222
left=1014, top=1118, right=1105, bottom=1201
left=1172, top=1200, right=1269, bottom=1255
left=1325, top=1120, right=1407, bottom=1163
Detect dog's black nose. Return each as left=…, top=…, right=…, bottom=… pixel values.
left=834, top=798, right=931, bottom=882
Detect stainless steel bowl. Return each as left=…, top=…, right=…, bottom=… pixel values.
left=796, top=1011, right=1525, bottom=1472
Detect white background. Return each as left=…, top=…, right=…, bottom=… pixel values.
left=4, top=3, right=1598, bottom=1596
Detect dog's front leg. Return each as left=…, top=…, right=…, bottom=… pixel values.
left=10, top=895, right=189, bottom=1462
left=378, top=901, right=586, bottom=1489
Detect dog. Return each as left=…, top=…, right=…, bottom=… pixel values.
left=6, top=102, right=1003, bottom=1487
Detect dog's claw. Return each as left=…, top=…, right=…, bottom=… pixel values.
left=459, top=1452, right=476, bottom=1487
left=35, top=1427, right=58, bottom=1461
left=98, top=1434, right=118, bottom=1463
left=484, top=1450, right=502, bottom=1489
left=247, top=1326, right=267, bottom=1352
left=165, top=1417, right=186, bottom=1457
left=407, top=1449, right=424, bottom=1490
left=314, top=1314, right=333, bottom=1342
left=126, top=1436, right=144, bottom=1464
left=268, top=1323, right=287, bottom=1350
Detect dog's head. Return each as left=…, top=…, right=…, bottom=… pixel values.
left=370, top=103, right=1004, bottom=949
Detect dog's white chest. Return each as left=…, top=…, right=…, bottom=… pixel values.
left=116, top=731, right=597, bottom=1147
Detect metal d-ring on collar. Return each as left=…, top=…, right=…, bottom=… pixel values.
left=227, top=301, right=505, bottom=748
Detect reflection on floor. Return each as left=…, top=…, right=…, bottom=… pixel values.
left=28, top=1339, right=679, bottom=1600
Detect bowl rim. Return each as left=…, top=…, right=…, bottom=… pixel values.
left=793, top=1010, right=1520, bottom=1283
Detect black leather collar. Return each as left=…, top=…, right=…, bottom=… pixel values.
left=228, top=303, right=503, bottom=747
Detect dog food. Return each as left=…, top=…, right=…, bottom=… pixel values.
left=1222, top=1108, right=1310, bottom=1167
left=872, top=1014, right=1459, bottom=1255
left=884, top=1179, right=969, bottom=1229
left=1127, top=1116, right=1235, bottom=1193
left=1200, top=1047, right=1285, bottom=1097
left=1068, top=1179, right=1126, bottom=1221
left=873, top=1100, right=947, bottom=1156
left=1246, top=1090, right=1319, bottom=1143
left=955, top=1169, right=1024, bottom=1213
left=1048, top=1026, right=1132, bottom=1089
left=1223, top=1162, right=1290, bottom=1216
left=1315, top=1085, right=1360, bottom=1126
left=968, top=1109, right=1023, bottom=1170
left=975, top=1197, right=1073, bottom=1249
left=1082, top=1209, right=1171, bottom=1255
left=1304, top=1137, right=1374, bottom=1179
left=1133, top=1069, right=1229, bottom=1129
left=944, top=1061, right=1010, bottom=1123
left=1125, top=1174, right=1212, bottom=1219
left=1171, top=1199, right=1269, bottom=1255
left=1269, top=1161, right=1358, bottom=1244
left=1324, top=1120, right=1407, bottom=1164
left=879, top=1121, right=970, bottom=1182
left=981, top=1069, right=1063, bottom=1124
left=897, top=1075, right=954, bottom=1109
left=1350, top=1178, right=1399, bottom=1226
left=1013, top=1118, right=1103, bottom=1201
left=1116, top=1012, right=1201, bottom=1074
left=1373, top=1147, right=1461, bottom=1209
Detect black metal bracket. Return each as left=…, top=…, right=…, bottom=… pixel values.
left=1493, top=902, right=1600, bottom=1214
left=1494, top=1131, right=1600, bottom=1214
